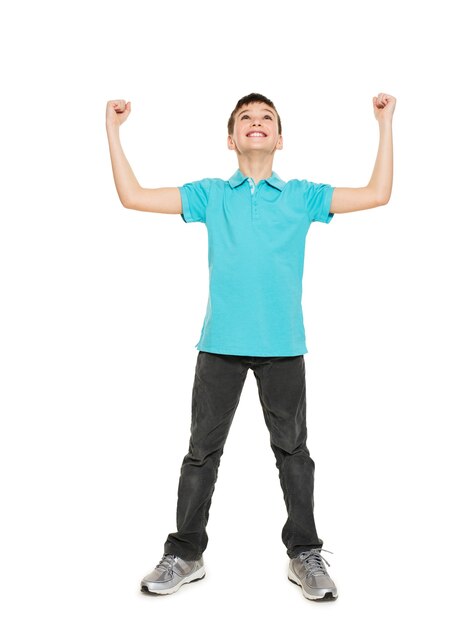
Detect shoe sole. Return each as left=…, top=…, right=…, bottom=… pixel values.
left=141, top=566, right=206, bottom=595
left=288, top=567, right=338, bottom=601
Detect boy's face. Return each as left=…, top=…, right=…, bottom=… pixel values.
left=227, top=101, right=283, bottom=156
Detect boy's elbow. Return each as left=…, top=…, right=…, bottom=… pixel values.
left=376, top=193, right=391, bottom=207
left=121, top=188, right=142, bottom=211
left=122, top=198, right=135, bottom=210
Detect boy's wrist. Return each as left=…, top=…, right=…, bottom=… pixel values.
left=378, top=119, right=393, bottom=129
left=106, top=122, right=120, bottom=135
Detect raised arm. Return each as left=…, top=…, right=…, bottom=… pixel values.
left=329, top=93, right=396, bottom=214
left=105, top=100, right=182, bottom=214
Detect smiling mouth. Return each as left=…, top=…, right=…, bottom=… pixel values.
left=246, top=132, right=267, bottom=137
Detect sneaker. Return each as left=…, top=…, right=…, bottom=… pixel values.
left=288, top=548, right=338, bottom=600
left=141, top=553, right=205, bottom=595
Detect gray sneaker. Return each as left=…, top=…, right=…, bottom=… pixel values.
left=141, top=553, right=205, bottom=595
left=288, top=548, right=338, bottom=600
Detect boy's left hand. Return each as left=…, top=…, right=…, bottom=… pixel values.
left=372, top=93, right=396, bottom=123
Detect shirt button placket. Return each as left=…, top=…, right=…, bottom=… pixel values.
left=248, top=177, right=259, bottom=219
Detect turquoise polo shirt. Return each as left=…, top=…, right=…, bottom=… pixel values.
left=179, top=169, right=335, bottom=356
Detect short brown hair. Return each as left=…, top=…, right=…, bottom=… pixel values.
left=227, top=93, right=282, bottom=136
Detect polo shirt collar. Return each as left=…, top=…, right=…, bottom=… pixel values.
left=228, top=168, right=286, bottom=191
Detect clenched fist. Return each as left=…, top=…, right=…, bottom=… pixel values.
left=372, top=93, right=396, bottom=123
left=106, top=100, right=131, bottom=129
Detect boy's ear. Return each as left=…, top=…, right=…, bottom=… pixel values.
left=276, top=135, right=284, bottom=150
left=227, top=135, right=235, bottom=151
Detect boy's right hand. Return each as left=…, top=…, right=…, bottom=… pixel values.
left=106, top=100, right=131, bottom=129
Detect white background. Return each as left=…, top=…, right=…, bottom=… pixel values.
left=1, top=0, right=469, bottom=623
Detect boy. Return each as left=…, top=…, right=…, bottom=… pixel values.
left=105, top=92, right=396, bottom=601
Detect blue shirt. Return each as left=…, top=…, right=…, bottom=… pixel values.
left=179, top=168, right=335, bottom=356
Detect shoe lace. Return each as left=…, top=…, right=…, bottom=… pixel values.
left=156, top=553, right=177, bottom=572
left=299, top=548, right=333, bottom=577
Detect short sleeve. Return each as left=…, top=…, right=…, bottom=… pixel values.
left=305, top=181, right=335, bottom=224
left=178, top=178, right=213, bottom=224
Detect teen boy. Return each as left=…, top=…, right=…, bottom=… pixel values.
left=105, top=91, right=396, bottom=601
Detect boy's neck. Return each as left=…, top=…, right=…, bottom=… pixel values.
left=236, top=154, right=276, bottom=185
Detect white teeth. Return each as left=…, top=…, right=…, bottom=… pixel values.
left=248, top=132, right=265, bottom=137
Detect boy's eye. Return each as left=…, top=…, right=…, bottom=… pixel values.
left=241, top=114, right=273, bottom=120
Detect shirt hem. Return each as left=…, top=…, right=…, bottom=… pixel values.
left=194, top=343, right=308, bottom=357
left=322, top=185, right=335, bottom=223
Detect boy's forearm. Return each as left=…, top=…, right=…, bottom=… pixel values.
left=106, top=125, right=141, bottom=207
left=368, top=120, right=393, bottom=204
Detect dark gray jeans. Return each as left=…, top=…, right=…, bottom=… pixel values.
left=164, top=350, right=323, bottom=560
